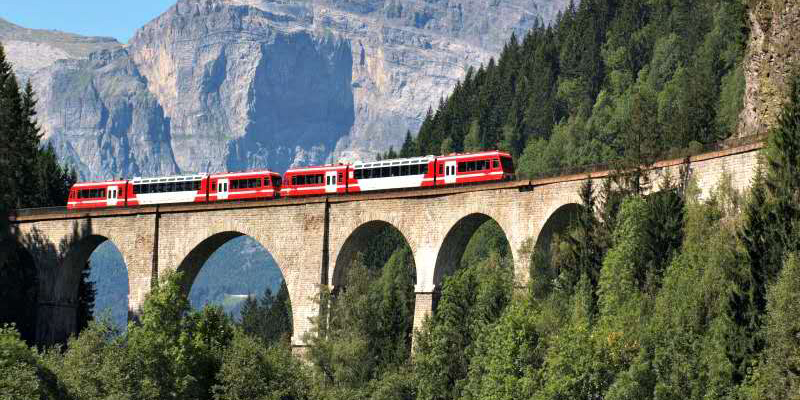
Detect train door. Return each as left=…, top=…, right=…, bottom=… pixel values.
left=217, top=179, right=229, bottom=200
left=444, top=161, right=457, bottom=184
left=107, top=186, right=119, bottom=207
left=325, top=171, right=337, bottom=194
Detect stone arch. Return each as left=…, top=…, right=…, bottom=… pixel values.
left=332, top=220, right=416, bottom=289
left=174, top=230, right=293, bottom=335
left=37, top=230, right=132, bottom=345
left=533, top=203, right=582, bottom=260
left=433, top=213, right=513, bottom=286
left=175, top=231, right=245, bottom=295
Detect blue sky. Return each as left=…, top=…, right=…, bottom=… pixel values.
left=1, top=0, right=177, bottom=43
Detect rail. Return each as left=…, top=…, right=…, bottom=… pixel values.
left=528, top=134, right=766, bottom=180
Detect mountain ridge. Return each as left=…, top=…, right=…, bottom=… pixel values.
left=1, top=0, right=569, bottom=180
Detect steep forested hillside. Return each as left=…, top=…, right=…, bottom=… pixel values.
left=396, top=0, right=748, bottom=178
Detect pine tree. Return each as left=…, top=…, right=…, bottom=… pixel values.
left=440, top=137, right=454, bottom=155
left=76, top=261, right=96, bottom=333
left=399, top=130, right=417, bottom=157
left=463, top=119, right=481, bottom=152
left=764, top=76, right=800, bottom=256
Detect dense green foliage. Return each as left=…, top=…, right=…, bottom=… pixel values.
left=0, top=42, right=85, bottom=345
left=5, top=1, right=800, bottom=398
left=393, top=0, right=747, bottom=181
left=8, top=73, right=800, bottom=399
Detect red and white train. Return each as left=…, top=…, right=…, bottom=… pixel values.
left=67, top=150, right=514, bottom=209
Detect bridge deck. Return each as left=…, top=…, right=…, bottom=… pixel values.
left=9, top=139, right=764, bottom=223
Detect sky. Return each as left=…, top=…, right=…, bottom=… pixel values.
left=1, top=0, right=177, bottom=43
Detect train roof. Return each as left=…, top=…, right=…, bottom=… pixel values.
left=131, top=174, right=206, bottom=184
left=285, top=164, right=349, bottom=173
left=72, top=180, right=128, bottom=188
left=436, top=150, right=511, bottom=161
left=210, top=170, right=280, bottom=178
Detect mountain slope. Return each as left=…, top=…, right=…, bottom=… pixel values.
left=1, top=0, right=569, bottom=179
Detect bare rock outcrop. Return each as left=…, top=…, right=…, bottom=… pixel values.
left=2, top=0, right=569, bottom=179
left=738, top=0, right=800, bottom=136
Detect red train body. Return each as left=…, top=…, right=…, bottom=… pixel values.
left=66, top=151, right=514, bottom=209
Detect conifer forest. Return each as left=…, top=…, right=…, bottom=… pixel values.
left=2, top=0, right=800, bottom=399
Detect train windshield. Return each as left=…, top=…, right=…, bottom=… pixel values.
left=501, top=157, right=514, bottom=173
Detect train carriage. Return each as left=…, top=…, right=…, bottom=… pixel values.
left=208, top=170, right=282, bottom=201
left=349, top=155, right=436, bottom=193
left=434, top=150, right=514, bottom=186
left=281, top=165, right=349, bottom=198
left=126, top=174, right=208, bottom=206
left=68, top=180, right=128, bottom=210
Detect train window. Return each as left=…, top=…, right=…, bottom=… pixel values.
left=438, top=164, right=443, bottom=174
left=410, top=164, right=419, bottom=175
left=272, top=177, right=281, bottom=187
left=194, top=181, right=201, bottom=190
left=99, top=189, right=106, bottom=198
left=422, top=164, right=429, bottom=174
left=465, top=161, right=473, bottom=171
left=493, top=159, right=500, bottom=169
left=381, top=167, right=390, bottom=177
left=232, top=180, right=240, bottom=189
left=253, top=178, right=261, bottom=188
left=401, top=165, right=409, bottom=175
left=458, top=162, right=466, bottom=172
left=338, top=172, right=343, bottom=182
left=354, top=169, right=362, bottom=179
left=391, top=166, right=400, bottom=177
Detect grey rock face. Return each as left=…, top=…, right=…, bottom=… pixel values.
left=33, top=49, right=179, bottom=180
left=2, top=0, right=568, bottom=179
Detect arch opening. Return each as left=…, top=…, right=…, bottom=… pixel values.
left=179, top=233, right=291, bottom=344
left=533, top=203, right=582, bottom=264
left=60, top=234, right=130, bottom=333
left=88, top=241, right=130, bottom=330
left=433, top=213, right=513, bottom=286
left=333, top=220, right=417, bottom=289
left=328, top=220, right=418, bottom=361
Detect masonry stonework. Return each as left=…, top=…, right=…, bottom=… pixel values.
left=9, top=142, right=763, bottom=348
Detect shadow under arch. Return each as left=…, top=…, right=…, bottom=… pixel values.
left=433, top=213, right=513, bottom=286
left=0, top=239, right=39, bottom=343
left=533, top=203, right=582, bottom=263
left=17, top=221, right=132, bottom=345
left=333, top=220, right=416, bottom=289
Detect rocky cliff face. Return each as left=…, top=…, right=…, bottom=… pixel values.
left=1, top=0, right=567, bottom=179
left=738, top=0, right=800, bottom=136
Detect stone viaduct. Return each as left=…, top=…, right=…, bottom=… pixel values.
left=6, top=141, right=763, bottom=350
